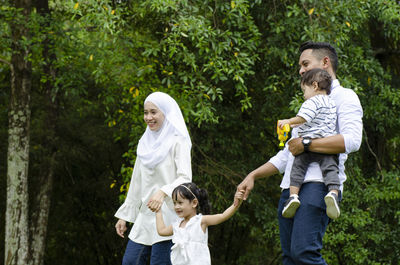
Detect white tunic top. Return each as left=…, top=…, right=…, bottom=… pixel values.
left=115, top=135, right=192, bottom=245
left=171, top=214, right=211, bottom=265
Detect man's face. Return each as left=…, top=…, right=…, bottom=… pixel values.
left=298, top=49, right=325, bottom=76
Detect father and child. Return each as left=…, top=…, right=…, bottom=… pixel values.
left=154, top=67, right=342, bottom=264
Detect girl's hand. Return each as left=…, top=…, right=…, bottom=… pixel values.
left=115, top=219, right=127, bottom=238
left=147, top=189, right=167, bottom=212
left=234, top=190, right=245, bottom=206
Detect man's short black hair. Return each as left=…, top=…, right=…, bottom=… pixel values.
left=299, top=41, right=338, bottom=74
left=301, top=68, right=332, bottom=95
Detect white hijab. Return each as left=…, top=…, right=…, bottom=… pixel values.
left=137, top=92, right=191, bottom=169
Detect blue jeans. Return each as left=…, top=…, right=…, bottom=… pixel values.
left=278, top=182, right=334, bottom=265
left=122, top=240, right=173, bottom=265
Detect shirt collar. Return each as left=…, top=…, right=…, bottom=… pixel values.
left=331, top=79, right=340, bottom=92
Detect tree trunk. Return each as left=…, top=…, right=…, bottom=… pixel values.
left=5, top=1, right=32, bottom=265
left=29, top=154, right=55, bottom=265
left=29, top=1, right=58, bottom=264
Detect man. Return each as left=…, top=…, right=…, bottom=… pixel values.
left=236, top=42, right=363, bottom=264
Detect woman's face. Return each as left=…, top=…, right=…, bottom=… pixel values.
left=144, top=102, right=165, bottom=131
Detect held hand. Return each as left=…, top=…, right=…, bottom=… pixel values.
left=115, top=219, right=127, bottom=238
left=234, top=175, right=254, bottom=206
left=234, top=190, right=245, bottom=207
left=288, top=137, right=304, bottom=156
left=147, top=190, right=166, bottom=212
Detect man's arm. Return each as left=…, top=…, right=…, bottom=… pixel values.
left=234, top=162, right=279, bottom=206
left=288, top=134, right=345, bottom=156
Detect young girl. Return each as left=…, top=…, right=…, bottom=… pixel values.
left=115, top=92, right=192, bottom=265
left=155, top=182, right=244, bottom=265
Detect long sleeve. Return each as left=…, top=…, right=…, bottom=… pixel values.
left=114, top=159, right=142, bottom=223
left=336, top=88, right=363, bottom=154
left=161, top=137, right=192, bottom=197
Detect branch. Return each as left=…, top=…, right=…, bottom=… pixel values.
left=0, top=57, right=11, bottom=67
left=363, top=128, right=384, bottom=181
left=0, top=57, right=15, bottom=90
left=373, top=48, right=400, bottom=56
left=193, top=142, right=244, bottom=185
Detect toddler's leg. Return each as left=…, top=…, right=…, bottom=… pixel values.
left=324, top=188, right=340, bottom=220
left=319, top=154, right=341, bottom=220
left=282, top=154, right=310, bottom=218
left=282, top=187, right=301, bottom=219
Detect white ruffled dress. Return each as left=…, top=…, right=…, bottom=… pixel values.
left=171, top=214, right=211, bottom=265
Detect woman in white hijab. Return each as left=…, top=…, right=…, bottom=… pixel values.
left=115, top=92, right=192, bottom=265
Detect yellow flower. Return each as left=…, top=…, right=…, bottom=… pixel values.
left=110, top=181, right=116, bottom=189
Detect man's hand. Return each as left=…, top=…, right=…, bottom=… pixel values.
left=234, top=174, right=255, bottom=206
left=288, top=137, right=304, bottom=156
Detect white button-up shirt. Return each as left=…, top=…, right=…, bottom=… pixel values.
left=269, top=79, right=363, bottom=192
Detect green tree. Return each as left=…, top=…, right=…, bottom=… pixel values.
left=4, top=1, right=32, bottom=264
left=1, top=0, right=400, bottom=264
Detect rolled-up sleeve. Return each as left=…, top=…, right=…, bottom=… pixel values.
left=268, top=147, right=290, bottom=174
left=337, top=89, right=363, bottom=154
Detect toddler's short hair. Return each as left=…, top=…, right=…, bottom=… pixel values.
left=301, top=68, right=332, bottom=95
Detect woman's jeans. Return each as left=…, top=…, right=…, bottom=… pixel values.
left=122, top=239, right=173, bottom=265
left=278, top=182, right=338, bottom=265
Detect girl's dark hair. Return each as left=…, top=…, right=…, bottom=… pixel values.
left=301, top=68, right=332, bottom=95
left=172, top=182, right=211, bottom=215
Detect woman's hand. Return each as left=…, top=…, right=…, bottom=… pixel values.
left=115, top=219, right=127, bottom=238
left=147, top=190, right=167, bottom=212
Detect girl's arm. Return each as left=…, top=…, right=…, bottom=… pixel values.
left=156, top=210, right=173, bottom=236
left=201, top=191, right=244, bottom=230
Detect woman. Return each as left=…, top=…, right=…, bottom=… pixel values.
left=115, top=92, right=192, bottom=265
